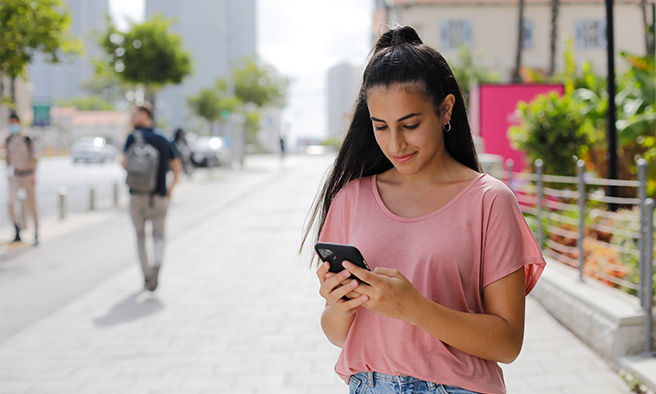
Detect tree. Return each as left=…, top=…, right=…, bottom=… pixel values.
left=98, top=14, right=192, bottom=110
left=187, top=82, right=239, bottom=135
left=511, top=0, right=526, bottom=83
left=449, top=46, right=499, bottom=108
left=234, top=57, right=289, bottom=108
left=548, top=0, right=560, bottom=77
left=187, top=57, right=289, bottom=145
left=0, top=0, right=80, bottom=106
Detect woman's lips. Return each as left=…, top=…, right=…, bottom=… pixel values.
left=391, top=153, right=416, bottom=163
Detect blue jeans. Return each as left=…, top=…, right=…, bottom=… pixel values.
left=349, top=372, right=481, bottom=394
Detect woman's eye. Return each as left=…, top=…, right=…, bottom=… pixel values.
left=374, top=124, right=388, bottom=131
left=404, top=123, right=419, bottom=130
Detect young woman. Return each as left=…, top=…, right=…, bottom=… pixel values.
left=302, top=26, right=545, bottom=394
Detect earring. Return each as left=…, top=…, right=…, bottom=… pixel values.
left=443, top=121, right=451, bottom=132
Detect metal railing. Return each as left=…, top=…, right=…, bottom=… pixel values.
left=490, top=158, right=655, bottom=355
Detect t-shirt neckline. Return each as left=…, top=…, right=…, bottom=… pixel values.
left=371, top=173, right=486, bottom=223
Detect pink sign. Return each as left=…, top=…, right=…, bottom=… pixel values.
left=470, top=84, right=564, bottom=172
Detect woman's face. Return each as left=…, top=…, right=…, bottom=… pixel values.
left=367, top=83, right=453, bottom=177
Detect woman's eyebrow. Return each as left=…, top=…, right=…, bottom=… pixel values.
left=370, top=113, right=421, bottom=123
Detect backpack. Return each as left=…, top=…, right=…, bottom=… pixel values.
left=125, top=130, right=160, bottom=193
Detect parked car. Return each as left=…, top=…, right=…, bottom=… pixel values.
left=70, top=137, right=119, bottom=163
left=191, top=136, right=229, bottom=168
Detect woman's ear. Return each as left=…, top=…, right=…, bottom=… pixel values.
left=440, top=94, right=456, bottom=124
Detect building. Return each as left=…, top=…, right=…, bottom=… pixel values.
left=29, top=0, right=109, bottom=102
left=145, top=0, right=257, bottom=130
left=326, top=62, right=361, bottom=136
left=376, top=0, right=653, bottom=81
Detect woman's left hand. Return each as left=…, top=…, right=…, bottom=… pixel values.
left=342, top=261, right=424, bottom=322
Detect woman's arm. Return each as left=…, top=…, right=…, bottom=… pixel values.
left=343, top=261, right=526, bottom=363
left=317, top=262, right=369, bottom=347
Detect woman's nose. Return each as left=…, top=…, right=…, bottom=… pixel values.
left=388, top=129, right=406, bottom=154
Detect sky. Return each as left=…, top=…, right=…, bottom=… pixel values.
left=108, top=0, right=374, bottom=141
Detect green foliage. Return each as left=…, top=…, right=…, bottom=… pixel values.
left=187, top=57, right=289, bottom=139
left=187, top=81, right=240, bottom=129
left=509, top=38, right=655, bottom=196
left=449, top=45, right=499, bottom=107
left=234, top=57, right=289, bottom=108
left=0, top=0, right=80, bottom=106
left=0, top=0, right=80, bottom=78
left=98, top=14, right=192, bottom=98
left=56, top=95, right=115, bottom=111
left=508, top=91, right=599, bottom=176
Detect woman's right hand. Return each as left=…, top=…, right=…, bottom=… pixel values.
left=317, top=261, right=369, bottom=318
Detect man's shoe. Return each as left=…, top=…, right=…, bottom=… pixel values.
left=34, top=232, right=39, bottom=247
left=146, top=265, right=160, bottom=292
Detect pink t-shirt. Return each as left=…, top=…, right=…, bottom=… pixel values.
left=318, top=173, right=545, bottom=394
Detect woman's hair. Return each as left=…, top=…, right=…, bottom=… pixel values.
left=301, top=25, right=480, bottom=253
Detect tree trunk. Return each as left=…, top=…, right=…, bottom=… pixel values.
left=641, top=0, right=654, bottom=55
left=548, top=0, right=560, bottom=77
left=512, top=0, right=526, bottom=83
left=10, top=77, right=16, bottom=109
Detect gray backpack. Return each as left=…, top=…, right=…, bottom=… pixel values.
left=125, top=130, right=160, bottom=193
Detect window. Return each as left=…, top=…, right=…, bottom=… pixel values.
left=440, top=20, right=473, bottom=49
left=575, top=19, right=607, bottom=48
left=522, top=19, right=534, bottom=50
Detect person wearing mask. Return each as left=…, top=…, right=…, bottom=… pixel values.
left=5, top=112, right=39, bottom=245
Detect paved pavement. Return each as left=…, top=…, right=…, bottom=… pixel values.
left=0, top=154, right=634, bottom=393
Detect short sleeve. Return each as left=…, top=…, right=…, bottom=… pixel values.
left=482, top=186, right=545, bottom=295
left=318, top=191, right=349, bottom=245
left=169, top=140, right=181, bottom=159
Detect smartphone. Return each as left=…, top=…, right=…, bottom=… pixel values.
left=314, top=242, right=371, bottom=275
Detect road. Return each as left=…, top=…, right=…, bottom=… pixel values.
left=0, top=158, right=125, bottom=231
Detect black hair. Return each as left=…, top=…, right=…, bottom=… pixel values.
left=9, top=112, right=19, bottom=122
left=301, top=26, right=480, bottom=254
left=173, top=128, right=185, bottom=141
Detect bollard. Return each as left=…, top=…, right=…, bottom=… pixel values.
left=637, top=159, right=647, bottom=304
left=114, top=183, right=120, bottom=207
left=576, top=160, right=586, bottom=282
left=642, top=198, right=654, bottom=356
left=89, top=187, right=96, bottom=211
left=59, top=187, right=68, bottom=220
left=535, top=159, right=544, bottom=248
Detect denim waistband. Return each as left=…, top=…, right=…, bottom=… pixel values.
left=359, top=371, right=438, bottom=389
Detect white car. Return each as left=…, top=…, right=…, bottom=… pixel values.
left=70, top=137, right=118, bottom=163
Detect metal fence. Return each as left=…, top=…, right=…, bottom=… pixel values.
left=489, top=158, right=655, bottom=354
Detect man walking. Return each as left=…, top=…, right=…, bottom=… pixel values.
left=5, top=113, right=39, bottom=245
left=122, top=104, right=181, bottom=292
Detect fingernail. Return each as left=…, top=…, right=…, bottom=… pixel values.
left=350, top=279, right=358, bottom=287
left=341, top=270, right=350, bottom=278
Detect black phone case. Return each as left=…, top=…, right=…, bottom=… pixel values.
left=314, top=242, right=371, bottom=274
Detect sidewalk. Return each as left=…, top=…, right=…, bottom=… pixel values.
left=0, top=154, right=636, bottom=393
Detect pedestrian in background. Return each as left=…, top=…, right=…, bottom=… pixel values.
left=303, top=26, right=545, bottom=394
left=122, top=103, right=181, bottom=292
left=172, top=127, right=193, bottom=176
left=5, top=112, right=39, bottom=246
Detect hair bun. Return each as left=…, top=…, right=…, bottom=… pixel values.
left=375, top=26, right=423, bottom=52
